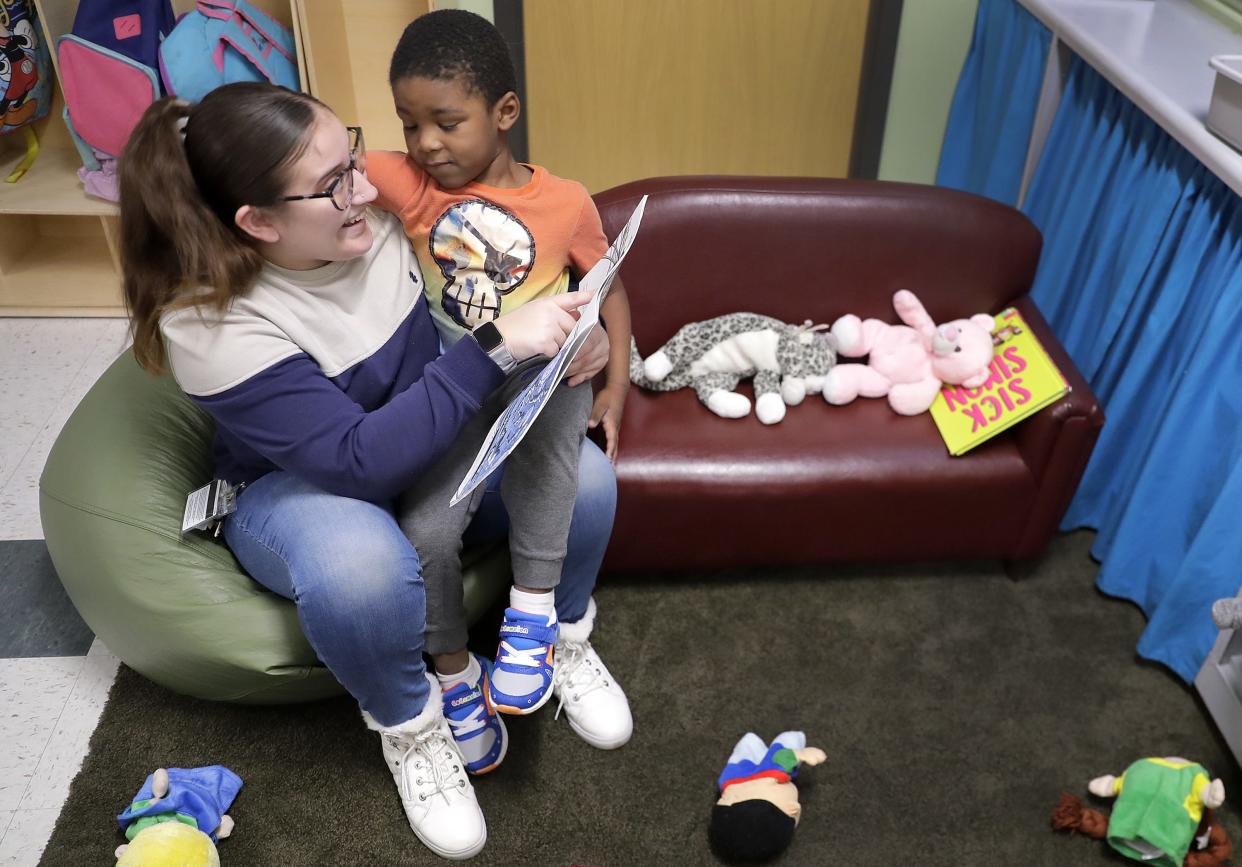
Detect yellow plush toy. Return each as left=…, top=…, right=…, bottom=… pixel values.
left=115, top=821, right=219, bottom=867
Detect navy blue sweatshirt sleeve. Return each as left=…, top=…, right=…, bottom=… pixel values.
left=192, top=336, right=504, bottom=502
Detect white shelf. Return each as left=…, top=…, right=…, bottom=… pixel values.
left=1020, top=0, right=1242, bottom=197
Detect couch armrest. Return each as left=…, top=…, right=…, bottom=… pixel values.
left=1008, top=296, right=1104, bottom=558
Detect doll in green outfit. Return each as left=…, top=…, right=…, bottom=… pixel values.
left=1052, top=756, right=1232, bottom=867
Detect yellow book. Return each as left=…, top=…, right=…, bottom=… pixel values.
left=929, top=307, right=1069, bottom=456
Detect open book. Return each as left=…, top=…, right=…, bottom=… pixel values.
left=450, top=196, right=649, bottom=506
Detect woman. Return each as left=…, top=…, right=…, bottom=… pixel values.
left=119, top=82, right=629, bottom=861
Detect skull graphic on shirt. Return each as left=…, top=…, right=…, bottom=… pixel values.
left=429, top=199, right=534, bottom=329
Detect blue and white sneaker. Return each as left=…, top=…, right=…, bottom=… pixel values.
left=489, top=608, right=558, bottom=714
left=442, top=654, right=508, bottom=776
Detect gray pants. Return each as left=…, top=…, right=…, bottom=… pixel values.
left=397, top=361, right=592, bottom=656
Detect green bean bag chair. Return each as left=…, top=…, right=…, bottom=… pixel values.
left=39, top=350, right=511, bottom=704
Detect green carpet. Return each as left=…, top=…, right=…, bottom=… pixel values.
left=38, top=531, right=1242, bottom=866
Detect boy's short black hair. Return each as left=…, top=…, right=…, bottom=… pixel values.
left=389, top=9, right=517, bottom=106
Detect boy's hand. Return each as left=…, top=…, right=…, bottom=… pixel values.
left=589, top=385, right=628, bottom=461
left=565, top=324, right=609, bottom=386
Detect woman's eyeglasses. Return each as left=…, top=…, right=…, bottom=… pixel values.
left=281, top=126, right=366, bottom=212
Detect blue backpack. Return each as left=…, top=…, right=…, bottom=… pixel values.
left=159, top=0, right=298, bottom=102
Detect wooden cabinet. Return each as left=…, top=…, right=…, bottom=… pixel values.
left=4, top=0, right=425, bottom=316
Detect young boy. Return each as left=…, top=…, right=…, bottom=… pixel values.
left=368, top=9, right=633, bottom=775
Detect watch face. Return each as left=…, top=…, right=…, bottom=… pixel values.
left=475, top=322, right=502, bottom=352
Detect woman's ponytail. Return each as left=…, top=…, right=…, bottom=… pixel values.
left=119, top=84, right=324, bottom=373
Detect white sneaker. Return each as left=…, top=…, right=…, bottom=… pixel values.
left=367, top=678, right=487, bottom=860
left=553, top=598, right=633, bottom=750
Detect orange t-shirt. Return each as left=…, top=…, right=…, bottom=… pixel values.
left=368, top=151, right=608, bottom=345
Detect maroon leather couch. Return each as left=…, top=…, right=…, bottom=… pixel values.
left=593, top=176, right=1104, bottom=572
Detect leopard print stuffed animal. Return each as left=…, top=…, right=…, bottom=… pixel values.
left=629, top=313, right=837, bottom=424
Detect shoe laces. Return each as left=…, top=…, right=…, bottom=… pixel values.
left=553, top=639, right=609, bottom=720
left=447, top=702, right=488, bottom=739
left=396, top=728, right=468, bottom=807
left=498, top=640, right=547, bottom=668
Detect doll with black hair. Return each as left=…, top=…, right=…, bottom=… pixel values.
left=709, top=732, right=826, bottom=862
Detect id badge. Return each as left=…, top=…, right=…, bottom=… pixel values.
left=181, top=480, right=242, bottom=536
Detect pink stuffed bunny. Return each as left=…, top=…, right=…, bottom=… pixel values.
left=823, top=290, right=995, bottom=416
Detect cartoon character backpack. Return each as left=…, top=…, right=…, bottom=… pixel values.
left=0, top=0, right=53, bottom=182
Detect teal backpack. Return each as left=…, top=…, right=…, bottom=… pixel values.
left=159, top=0, right=298, bottom=102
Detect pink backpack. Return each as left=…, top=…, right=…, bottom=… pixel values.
left=58, top=35, right=160, bottom=160
left=56, top=2, right=175, bottom=197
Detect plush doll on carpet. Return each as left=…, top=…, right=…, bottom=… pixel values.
left=1052, top=757, right=1232, bottom=866
left=823, top=289, right=995, bottom=415
left=709, top=731, right=826, bottom=861
left=629, top=313, right=837, bottom=424
left=115, top=766, right=242, bottom=866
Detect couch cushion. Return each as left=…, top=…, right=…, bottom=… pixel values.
left=608, top=387, right=1037, bottom=570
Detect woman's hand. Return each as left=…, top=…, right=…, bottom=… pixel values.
left=493, top=291, right=594, bottom=360
left=564, top=324, right=610, bottom=386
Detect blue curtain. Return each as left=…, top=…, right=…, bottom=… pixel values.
left=1023, top=56, right=1242, bottom=683
left=936, top=0, right=1052, bottom=204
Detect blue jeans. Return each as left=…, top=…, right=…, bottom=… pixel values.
left=224, top=439, right=616, bottom=727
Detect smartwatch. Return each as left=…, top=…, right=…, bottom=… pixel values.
left=472, top=321, right=517, bottom=373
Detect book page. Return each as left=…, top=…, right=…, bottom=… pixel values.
left=450, top=195, right=649, bottom=506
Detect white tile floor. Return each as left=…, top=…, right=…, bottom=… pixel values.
left=0, top=643, right=120, bottom=866
left=1, top=317, right=129, bottom=865
left=0, top=318, right=131, bottom=541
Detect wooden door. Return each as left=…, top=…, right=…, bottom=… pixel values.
left=523, top=0, right=872, bottom=193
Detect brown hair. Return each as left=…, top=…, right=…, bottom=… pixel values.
left=119, top=82, right=327, bottom=373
